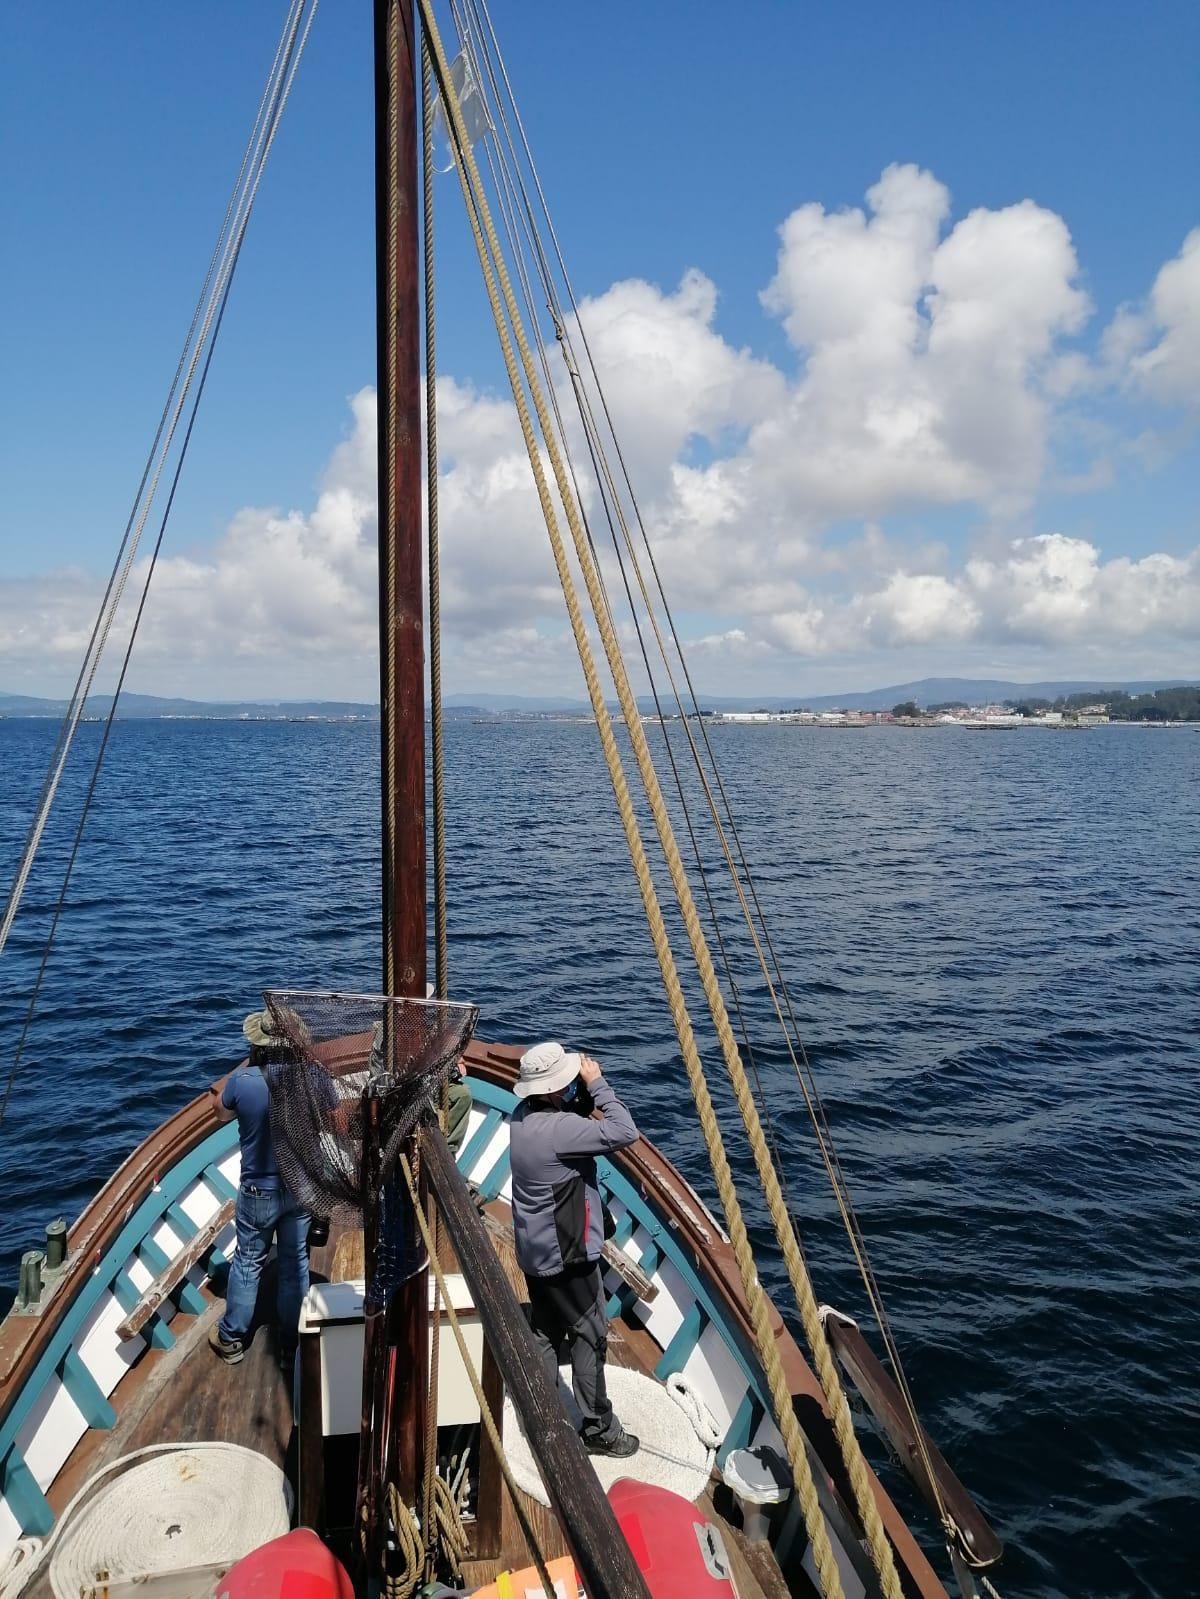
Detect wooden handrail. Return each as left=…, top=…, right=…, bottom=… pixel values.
left=423, top=1127, right=651, bottom=1599
left=115, top=1200, right=235, bottom=1342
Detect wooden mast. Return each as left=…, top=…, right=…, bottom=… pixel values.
left=374, top=0, right=427, bottom=1524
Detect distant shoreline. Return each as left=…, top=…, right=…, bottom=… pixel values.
left=3, top=712, right=1198, bottom=730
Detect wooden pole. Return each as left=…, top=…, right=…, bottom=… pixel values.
left=374, top=0, right=428, bottom=1542
left=423, top=1128, right=653, bottom=1599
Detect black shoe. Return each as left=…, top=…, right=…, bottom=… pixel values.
left=583, top=1427, right=639, bottom=1458
left=208, top=1327, right=244, bottom=1364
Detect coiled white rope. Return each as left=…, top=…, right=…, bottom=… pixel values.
left=0, top=1540, right=40, bottom=1599
left=665, top=1372, right=723, bottom=1473
left=0, top=1444, right=291, bottom=1599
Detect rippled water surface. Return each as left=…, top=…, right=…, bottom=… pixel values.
left=1, top=717, right=1197, bottom=1597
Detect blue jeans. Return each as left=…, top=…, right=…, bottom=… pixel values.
left=219, top=1182, right=311, bottom=1347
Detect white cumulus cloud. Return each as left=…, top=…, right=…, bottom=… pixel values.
left=2, top=168, right=1196, bottom=699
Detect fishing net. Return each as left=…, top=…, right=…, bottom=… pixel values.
left=260, top=989, right=479, bottom=1304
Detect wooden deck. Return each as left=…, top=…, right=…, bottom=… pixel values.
left=457, top=1208, right=795, bottom=1599
left=30, top=1210, right=794, bottom=1599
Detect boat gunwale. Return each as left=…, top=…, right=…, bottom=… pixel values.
left=0, top=1035, right=948, bottom=1598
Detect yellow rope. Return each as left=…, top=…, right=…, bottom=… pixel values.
left=459, top=1, right=946, bottom=1535
left=418, top=10, right=861, bottom=1596
left=573, top=441, right=950, bottom=1536
left=399, top=1152, right=559, bottom=1599
left=420, top=1185, right=442, bottom=1582
left=383, top=1482, right=424, bottom=1599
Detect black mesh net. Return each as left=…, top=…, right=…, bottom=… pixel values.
left=260, top=989, right=479, bottom=1304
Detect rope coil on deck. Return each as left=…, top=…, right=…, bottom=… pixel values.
left=1, top=1444, right=291, bottom=1599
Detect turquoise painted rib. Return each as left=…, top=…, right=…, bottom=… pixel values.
left=655, top=1300, right=707, bottom=1380
left=173, top=1278, right=208, bottom=1316
left=165, top=1202, right=199, bottom=1241
left=611, top=1209, right=637, bottom=1248
left=139, top=1237, right=172, bottom=1275
left=477, top=1144, right=511, bottom=1202
left=203, top=1163, right=237, bottom=1203
left=1, top=1445, right=53, bottom=1537
left=0, top=1122, right=240, bottom=1470
left=635, top=1240, right=662, bottom=1279
left=457, top=1109, right=502, bottom=1178
left=57, top=1348, right=116, bottom=1430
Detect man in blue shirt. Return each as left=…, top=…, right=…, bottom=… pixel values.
left=209, top=1010, right=312, bottom=1366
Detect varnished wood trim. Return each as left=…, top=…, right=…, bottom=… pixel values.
left=115, top=1200, right=235, bottom=1341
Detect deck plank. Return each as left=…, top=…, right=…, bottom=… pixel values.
left=30, top=1210, right=787, bottom=1599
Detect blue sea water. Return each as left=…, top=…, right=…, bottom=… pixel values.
left=1, top=715, right=1197, bottom=1597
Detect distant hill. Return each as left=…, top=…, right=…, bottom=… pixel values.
left=686, top=678, right=1200, bottom=713
left=443, top=692, right=591, bottom=713
left=0, top=691, right=379, bottom=720
left=4, top=677, right=1196, bottom=721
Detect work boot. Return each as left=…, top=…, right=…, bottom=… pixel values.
left=583, top=1425, right=639, bottom=1458
left=208, top=1326, right=244, bottom=1364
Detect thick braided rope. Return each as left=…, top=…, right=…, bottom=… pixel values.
left=417, top=10, right=846, bottom=1596
left=420, top=1189, right=442, bottom=1582
left=399, top=1152, right=559, bottom=1599
left=422, top=38, right=449, bottom=1003
left=383, top=1481, right=424, bottom=1599
left=454, top=10, right=941, bottom=1520
left=421, top=13, right=908, bottom=1595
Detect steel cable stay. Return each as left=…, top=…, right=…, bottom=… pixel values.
left=444, top=0, right=958, bottom=1549
left=0, top=0, right=312, bottom=972
left=0, top=0, right=299, bottom=971
left=0, top=0, right=320, bottom=1136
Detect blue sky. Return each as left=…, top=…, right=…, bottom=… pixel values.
left=1, top=1, right=1197, bottom=699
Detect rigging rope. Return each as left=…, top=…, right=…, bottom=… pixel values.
left=419, top=11, right=853, bottom=1596
left=0, top=0, right=319, bottom=1138
left=417, top=65, right=450, bottom=1570
left=0, top=0, right=307, bottom=978
left=449, top=0, right=954, bottom=1550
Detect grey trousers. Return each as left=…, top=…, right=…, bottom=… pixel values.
left=525, top=1262, right=618, bottom=1442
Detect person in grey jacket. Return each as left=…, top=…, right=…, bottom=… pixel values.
left=510, top=1040, right=640, bottom=1457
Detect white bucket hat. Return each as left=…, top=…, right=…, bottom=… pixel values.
left=515, top=1040, right=582, bottom=1098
